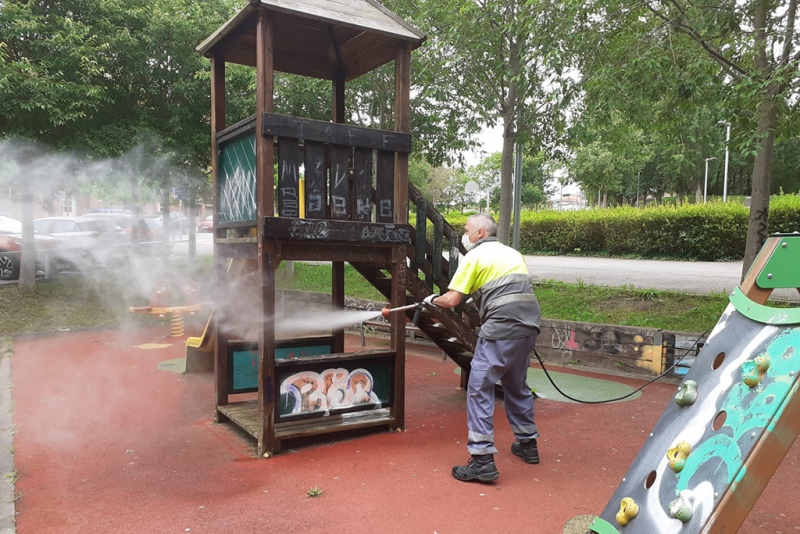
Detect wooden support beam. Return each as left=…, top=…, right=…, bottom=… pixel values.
left=739, top=236, right=778, bottom=304
left=255, top=9, right=275, bottom=219
left=255, top=8, right=277, bottom=458
left=393, top=42, right=411, bottom=224
left=258, top=241, right=278, bottom=457
left=211, top=52, right=229, bottom=423
left=390, top=245, right=407, bottom=429
left=332, top=74, right=346, bottom=353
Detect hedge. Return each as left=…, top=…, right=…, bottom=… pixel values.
left=442, top=195, right=800, bottom=261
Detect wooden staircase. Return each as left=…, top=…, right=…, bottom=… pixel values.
left=352, top=183, right=478, bottom=376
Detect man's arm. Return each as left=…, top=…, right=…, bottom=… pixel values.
left=432, top=290, right=464, bottom=309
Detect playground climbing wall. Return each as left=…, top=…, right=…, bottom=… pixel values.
left=589, top=234, right=800, bottom=534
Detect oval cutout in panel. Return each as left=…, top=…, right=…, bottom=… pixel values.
left=644, top=470, right=657, bottom=489
left=712, top=411, right=727, bottom=430
left=712, top=352, right=726, bottom=370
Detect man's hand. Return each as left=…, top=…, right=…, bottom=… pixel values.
left=423, top=294, right=438, bottom=307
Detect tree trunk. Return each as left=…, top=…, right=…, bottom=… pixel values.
left=162, top=182, right=170, bottom=262
left=741, top=0, right=777, bottom=280
left=498, top=116, right=516, bottom=243
left=17, top=147, right=36, bottom=290
left=188, top=188, right=197, bottom=259
left=19, top=182, right=35, bottom=290
left=741, top=98, right=778, bottom=279
left=695, top=179, right=703, bottom=204
left=129, top=177, right=140, bottom=252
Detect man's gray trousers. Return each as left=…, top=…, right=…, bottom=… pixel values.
left=466, top=334, right=539, bottom=455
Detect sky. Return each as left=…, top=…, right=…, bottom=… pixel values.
left=462, top=125, right=582, bottom=199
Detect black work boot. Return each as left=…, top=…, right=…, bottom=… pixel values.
left=511, top=439, right=540, bottom=464
left=452, top=454, right=499, bottom=483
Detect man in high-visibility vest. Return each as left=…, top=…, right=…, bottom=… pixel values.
left=424, top=213, right=541, bottom=483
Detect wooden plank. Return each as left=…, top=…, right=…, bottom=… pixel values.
left=432, top=213, right=443, bottom=281
left=211, top=53, right=229, bottom=423
left=303, top=141, right=327, bottom=219
left=218, top=402, right=259, bottom=439
left=345, top=39, right=400, bottom=82
left=219, top=401, right=394, bottom=442
left=338, top=31, right=389, bottom=65
left=276, top=242, right=392, bottom=263
left=739, top=236, right=779, bottom=304
left=406, top=275, right=477, bottom=349
left=390, top=245, right=407, bottom=430
left=255, top=10, right=275, bottom=219
left=275, top=349, right=395, bottom=367
left=415, top=198, right=426, bottom=267
left=257, top=0, right=423, bottom=42
left=276, top=409, right=393, bottom=440
left=375, top=150, right=394, bottom=223
left=408, top=182, right=467, bottom=255
left=393, top=42, right=410, bottom=224
left=353, top=148, right=373, bottom=222
left=332, top=261, right=346, bottom=353
left=329, top=145, right=351, bottom=220
left=263, top=217, right=411, bottom=243
left=262, top=113, right=411, bottom=153
left=215, top=114, right=256, bottom=144
left=277, top=137, right=301, bottom=218
left=332, top=71, right=346, bottom=122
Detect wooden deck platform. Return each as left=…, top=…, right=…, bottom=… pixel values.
left=218, top=401, right=394, bottom=441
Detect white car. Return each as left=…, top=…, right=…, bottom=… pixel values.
left=33, top=216, right=130, bottom=268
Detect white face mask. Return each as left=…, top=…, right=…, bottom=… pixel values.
left=462, top=231, right=479, bottom=251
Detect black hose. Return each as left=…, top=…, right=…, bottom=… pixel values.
left=531, top=330, right=709, bottom=404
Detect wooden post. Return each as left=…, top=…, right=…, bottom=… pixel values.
left=390, top=245, right=407, bottom=429
left=332, top=73, right=346, bottom=353
left=210, top=52, right=228, bottom=423
left=393, top=42, right=411, bottom=224
left=255, top=8, right=277, bottom=456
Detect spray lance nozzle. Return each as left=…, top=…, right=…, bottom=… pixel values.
left=380, top=302, right=427, bottom=325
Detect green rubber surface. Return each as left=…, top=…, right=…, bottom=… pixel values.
left=454, top=366, right=642, bottom=404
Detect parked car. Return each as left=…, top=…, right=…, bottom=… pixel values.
left=34, top=216, right=130, bottom=268
left=0, top=215, right=68, bottom=280
left=168, top=211, right=188, bottom=235
left=82, top=213, right=174, bottom=256
left=198, top=215, right=214, bottom=233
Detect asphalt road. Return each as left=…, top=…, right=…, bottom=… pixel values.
left=525, top=255, right=800, bottom=302
left=118, top=233, right=800, bottom=302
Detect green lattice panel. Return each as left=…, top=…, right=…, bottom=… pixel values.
left=218, top=133, right=257, bottom=223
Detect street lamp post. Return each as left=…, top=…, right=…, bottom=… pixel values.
left=704, top=157, right=716, bottom=204
left=718, top=120, right=731, bottom=202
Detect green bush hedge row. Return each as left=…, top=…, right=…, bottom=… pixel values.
left=442, top=195, right=800, bottom=261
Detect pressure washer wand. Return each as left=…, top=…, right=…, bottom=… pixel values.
left=380, top=302, right=422, bottom=317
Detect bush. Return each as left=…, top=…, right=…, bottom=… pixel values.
left=444, top=195, right=800, bottom=261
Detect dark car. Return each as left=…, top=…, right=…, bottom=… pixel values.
left=0, top=215, right=67, bottom=280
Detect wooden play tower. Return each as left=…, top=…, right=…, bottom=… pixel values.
left=196, top=0, right=471, bottom=457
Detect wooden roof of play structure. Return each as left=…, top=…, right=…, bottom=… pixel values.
left=196, top=0, right=425, bottom=81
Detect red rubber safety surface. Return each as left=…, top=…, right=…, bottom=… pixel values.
left=11, top=329, right=800, bottom=534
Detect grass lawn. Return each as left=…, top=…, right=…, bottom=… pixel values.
left=2, top=258, right=791, bottom=339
